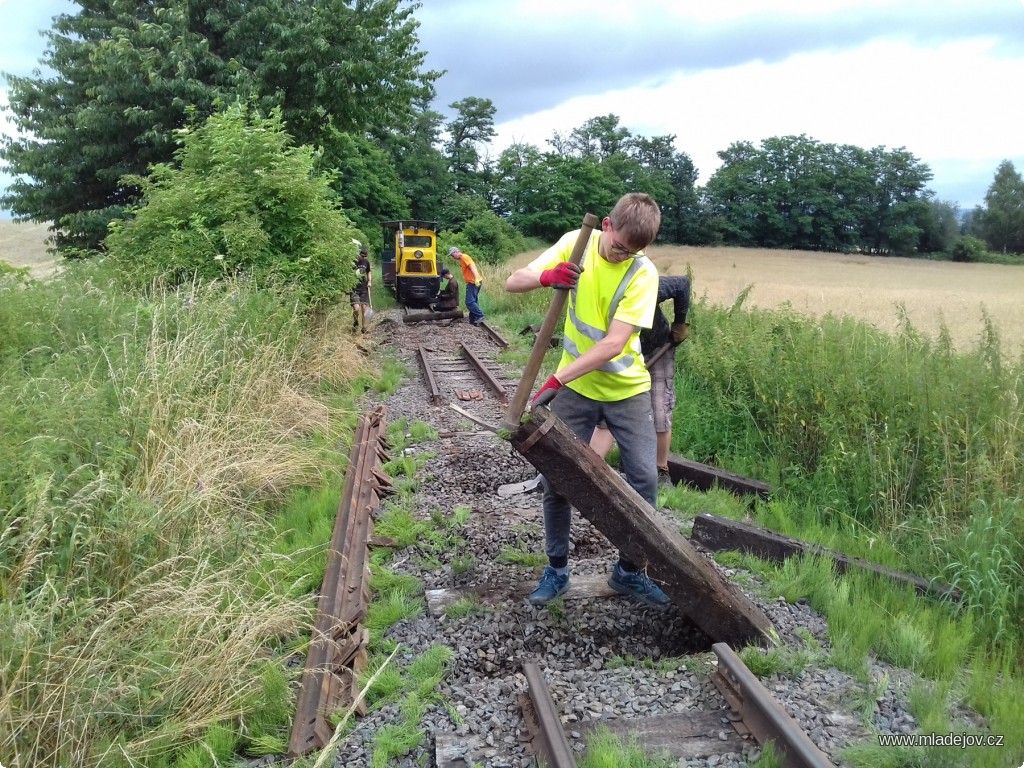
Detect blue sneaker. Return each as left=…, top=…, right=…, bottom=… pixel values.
left=608, top=563, right=670, bottom=607
left=528, top=566, right=569, bottom=606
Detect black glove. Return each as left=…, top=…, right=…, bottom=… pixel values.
left=671, top=322, right=690, bottom=346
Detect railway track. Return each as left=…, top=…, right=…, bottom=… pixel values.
left=296, top=308, right=878, bottom=767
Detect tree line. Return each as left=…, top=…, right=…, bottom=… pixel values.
left=2, top=0, right=1022, bottom=261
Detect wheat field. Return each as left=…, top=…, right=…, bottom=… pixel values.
left=0, top=220, right=62, bottom=279
left=510, top=243, right=1024, bottom=357
left=651, top=245, right=1024, bottom=356
left=4, top=221, right=1022, bottom=356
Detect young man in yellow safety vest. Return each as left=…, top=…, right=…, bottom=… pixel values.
left=504, top=192, right=667, bottom=608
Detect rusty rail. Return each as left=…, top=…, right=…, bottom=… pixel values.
left=522, top=663, right=579, bottom=768
left=287, top=405, right=393, bottom=757
left=459, top=343, right=508, bottom=403
left=476, top=319, right=509, bottom=349
left=711, top=643, right=834, bottom=768
left=418, top=345, right=444, bottom=405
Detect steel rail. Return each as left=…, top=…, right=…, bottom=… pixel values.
left=476, top=319, right=509, bottom=349
left=459, top=343, right=509, bottom=403
left=288, top=407, right=391, bottom=757
left=523, top=663, right=579, bottom=768
left=712, top=643, right=834, bottom=768
left=417, top=345, right=444, bottom=405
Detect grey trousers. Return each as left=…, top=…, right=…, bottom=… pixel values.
left=540, top=386, right=657, bottom=563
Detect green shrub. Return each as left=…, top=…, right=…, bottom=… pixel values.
left=950, top=235, right=987, bottom=262
left=440, top=209, right=528, bottom=265
left=105, top=101, right=366, bottom=307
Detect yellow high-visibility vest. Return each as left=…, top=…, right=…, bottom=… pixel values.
left=528, top=230, right=658, bottom=401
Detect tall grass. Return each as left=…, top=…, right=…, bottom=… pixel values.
left=676, top=297, right=1023, bottom=634
left=668, top=292, right=1024, bottom=766
left=0, top=261, right=366, bottom=766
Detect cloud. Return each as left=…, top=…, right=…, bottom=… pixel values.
left=417, top=0, right=1024, bottom=123
left=485, top=35, right=1024, bottom=207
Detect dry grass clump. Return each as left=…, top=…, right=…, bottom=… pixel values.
left=0, top=276, right=367, bottom=766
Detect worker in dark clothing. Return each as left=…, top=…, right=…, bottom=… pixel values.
left=433, top=268, right=460, bottom=312
left=592, top=274, right=691, bottom=482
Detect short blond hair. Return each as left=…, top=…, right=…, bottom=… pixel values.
left=608, top=192, right=661, bottom=249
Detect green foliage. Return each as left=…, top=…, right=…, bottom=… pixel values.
left=496, top=548, right=548, bottom=567
left=949, top=234, right=988, bottom=262
left=0, top=0, right=438, bottom=251
left=360, top=645, right=453, bottom=766
left=977, top=159, right=1024, bottom=254
left=171, top=724, right=237, bottom=768
left=703, top=135, right=933, bottom=253
left=375, top=503, right=432, bottom=547
left=739, top=644, right=819, bottom=679
left=677, top=296, right=1023, bottom=534
left=354, top=357, right=409, bottom=395
left=939, top=499, right=1023, bottom=643
left=748, top=741, right=782, bottom=768
left=445, top=595, right=487, bottom=618
left=318, top=128, right=412, bottom=251
left=0, top=260, right=361, bottom=764
left=445, top=97, right=497, bottom=197
left=578, top=725, right=674, bottom=768
left=440, top=207, right=528, bottom=265
left=366, top=590, right=425, bottom=640
left=105, top=102, right=365, bottom=307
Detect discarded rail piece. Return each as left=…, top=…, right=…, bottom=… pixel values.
left=666, top=455, right=772, bottom=500
left=287, top=405, right=394, bottom=758
left=511, top=406, right=773, bottom=645
left=712, top=643, right=835, bottom=768
left=692, top=513, right=962, bottom=602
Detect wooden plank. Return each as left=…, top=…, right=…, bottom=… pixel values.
left=691, top=513, right=962, bottom=602
left=512, top=407, right=773, bottom=646
left=577, top=711, right=746, bottom=760
left=667, top=455, right=772, bottom=500
left=403, top=309, right=464, bottom=323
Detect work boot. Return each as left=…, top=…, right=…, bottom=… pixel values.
left=608, top=562, right=669, bottom=607
left=528, top=566, right=569, bottom=606
left=657, top=467, right=673, bottom=487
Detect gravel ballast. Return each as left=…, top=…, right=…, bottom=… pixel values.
left=316, top=309, right=949, bottom=768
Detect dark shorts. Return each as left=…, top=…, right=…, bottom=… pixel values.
left=350, top=287, right=370, bottom=305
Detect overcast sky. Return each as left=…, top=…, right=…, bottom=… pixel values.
left=3, top=0, right=1023, bottom=218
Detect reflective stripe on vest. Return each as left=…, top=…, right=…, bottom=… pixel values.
left=562, top=254, right=647, bottom=373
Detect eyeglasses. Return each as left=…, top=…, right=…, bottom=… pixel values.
left=608, top=239, right=643, bottom=258
left=603, top=218, right=643, bottom=257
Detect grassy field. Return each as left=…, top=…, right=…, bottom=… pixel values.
left=508, top=243, right=1024, bottom=357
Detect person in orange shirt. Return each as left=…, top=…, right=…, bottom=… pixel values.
left=449, top=247, right=484, bottom=325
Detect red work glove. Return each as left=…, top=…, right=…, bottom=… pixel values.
left=532, top=375, right=562, bottom=407
left=539, top=262, right=583, bottom=289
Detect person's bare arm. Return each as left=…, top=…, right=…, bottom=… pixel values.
left=505, top=267, right=543, bottom=293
